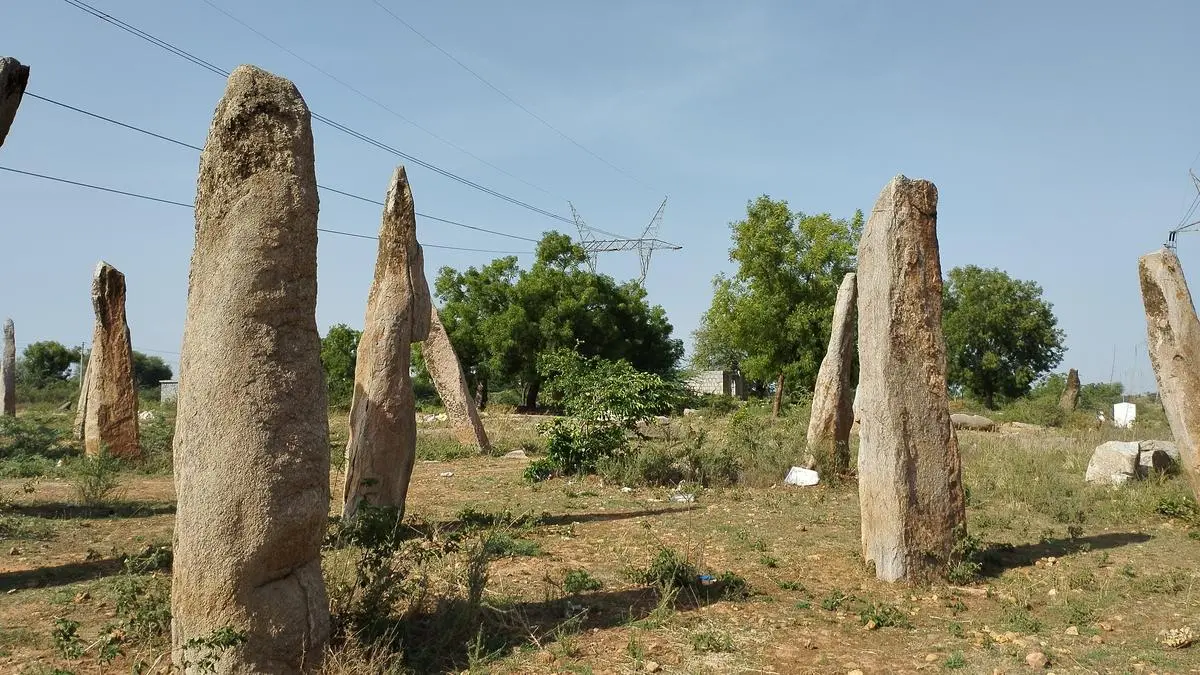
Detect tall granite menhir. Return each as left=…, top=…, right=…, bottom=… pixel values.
left=856, top=176, right=966, bottom=583
left=2, top=319, right=15, bottom=416
left=0, top=57, right=30, bottom=148
left=806, top=272, right=857, bottom=473
left=425, top=305, right=491, bottom=451
left=75, top=262, right=139, bottom=459
left=172, top=65, right=330, bottom=673
left=1139, top=248, right=1200, bottom=499
left=342, top=166, right=431, bottom=521
left=1059, top=368, right=1081, bottom=412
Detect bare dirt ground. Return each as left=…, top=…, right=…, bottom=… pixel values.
left=2, top=413, right=1200, bottom=674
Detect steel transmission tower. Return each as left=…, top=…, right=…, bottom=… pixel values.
left=569, top=197, right=680, bottom=284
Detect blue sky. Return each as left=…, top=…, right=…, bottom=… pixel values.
left=2, top=0, right=1198, bottom=394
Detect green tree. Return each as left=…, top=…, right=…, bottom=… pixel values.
left=320, top=324, right=361, bottom=406
left=131, top=351, right=173, bottom=389
left=436, top=232, right=683, bottom=409
left=18, top=341, right=80, bottom=386
left=694, top=197, right=863, bottom=415
left=943, top=266, right=1065, bottom=408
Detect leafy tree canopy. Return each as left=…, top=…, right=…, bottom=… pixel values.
left=131, top=351, right=172, bottom=389
left=321, top=324, right=361, bottom=407
left=435, top=232, right=683, bottom=409
left=943, top=265, right=1065, bottom=408
left=19, top=341, right=79, bottom=385
left=692, top=196, right=863, bottom=410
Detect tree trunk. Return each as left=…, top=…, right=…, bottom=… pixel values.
left=475, top=378, right=488, bottom=410
left=772, top=372, right=785, bottom=417
left=524, top=378, right=541, bottom=411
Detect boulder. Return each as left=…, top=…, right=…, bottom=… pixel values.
left=1140, top=439, right=1180, bottom=465
left=951, top=413, right=997, bottom=432
left=856, top=175, right=966, bottom=582
left=1085, top=441, right=1141, bottom=485
left=171, top=64, right=330, bottom=672
left=806, top=272, right=857, bottom=472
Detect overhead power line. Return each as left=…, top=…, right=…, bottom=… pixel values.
left=0, top=166, right=532, bottom=255
left=195, top=0, right=563, bottom=203
left=58, top=0, right=595, bottom=232
left=371, top=0, right=655, bottom=193
left=22, top=92, right=539, bottom=244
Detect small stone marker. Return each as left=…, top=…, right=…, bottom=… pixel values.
left=856, top=175, right=966, bottom=583
left=341, top=165, right=431, bottom=521
left=172, top=64, right=330, bottom=672
left=75, top=262, right=139, bottom=459
left=0, top=57, right=29, bottom=148
left=1139, top=248, right=1200, bottom=497
left=806, top=272, right=857, bottom=472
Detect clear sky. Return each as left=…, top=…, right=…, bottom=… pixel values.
left=2, top=0, right=1198, bottom=394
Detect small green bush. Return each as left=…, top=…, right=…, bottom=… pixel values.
left=562, top=569, right=603, bottom=594
left=69, top=450, right=123, bottom=507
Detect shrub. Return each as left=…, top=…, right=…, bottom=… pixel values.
left=859, top=602, right=912, bottom=628
left=69, top=450, right=123, bottom=507
left=562, top=569, right=603, bottom=594
left=0, top=415, right=76, bottom=460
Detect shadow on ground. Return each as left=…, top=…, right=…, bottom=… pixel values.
left=0, top=557, right=126, bottom=591
left=8, top=501, right=176, bottom=520
left=980, top=532, right=1152, bottom=577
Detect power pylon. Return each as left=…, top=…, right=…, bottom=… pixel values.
left=569, top=197, right=680, bottom=284
left=1167, top=170, right=1200, bottom=248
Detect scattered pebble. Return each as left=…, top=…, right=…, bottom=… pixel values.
left=1026, top=651, right=1048, bottom=669
left=438, top=471, right=454, bottom=478
left=643, top=661, right=661, bottom=673
left=501, top=449, right=527, bottom=459
left=8, top=547, right=18, bottom=556
left=73, top=592, right=90, bottom=604
left=925, top=653, right=940, bottom=662
left=1159, top=626, right=1195, bottom=649
left=1065, top=626, right=1079, bottom=636
left=847, top=670, right=864, bottom=675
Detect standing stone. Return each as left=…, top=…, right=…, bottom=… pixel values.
left=0, top=57, right=29, bottom=148
left=341, top=165, right=431, bottom=521
left=1, top=319, right=14, bottom=416
left=172, top=65, right=329, bottom=674
left=424, top=305, right=490, bottom=451
left=856, top=175, right=966, bottom=583
left=1139, top=248, right=1200, bottom=498
left=1059, top=368, right=1081, bottom=412
left=805, top=272, right=857, bottom=472
left=75, top=262, right=139, bottom=459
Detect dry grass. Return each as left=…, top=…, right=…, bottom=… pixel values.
left=2, top=405, right=1198, bottom=673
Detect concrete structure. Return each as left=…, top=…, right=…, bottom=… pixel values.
left=686, top=369, right=746, bottom=399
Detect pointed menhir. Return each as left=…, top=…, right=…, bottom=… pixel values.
left=74, top=262, right=139, bottom=459
left=341, top=165, right=432, bottom=521
left=0, top=57, right=30, bottom=148
left=1, top=318, right=15, bottom=416
left=1059, top=368, right=1081, bottom=412
left=172, top=65, right=330, bottom=673
left=805, top=272, right=857, bottom=474
left=856, top=175, right=966, bottom=583
left=423, top=305, right=491, bottom=451
left=1139, top=248, right=1200, bottom=499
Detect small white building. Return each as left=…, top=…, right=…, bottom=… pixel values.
left=1113, top=402, right=1136, bottom=429
left=160, top=380, right=179, bottom=403
left=685, top=370, right=747, bottom=399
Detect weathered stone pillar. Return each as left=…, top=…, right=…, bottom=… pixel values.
left=1, top=319, right=14, bottom=416
left=0, top=57, right=29, bottom=148
left=805, top=272, right=857, bottom=473
left=76, top=262, right=139, bottom=458
left=856, top=175, right=966, bottom=583
left=424, top=305, right=490, bottom=451
left=1059, top=368, right=1080, bottom=412
left=341, top=165, right=432, bottom=521
left=172, top=65, right=330, bottom=674
left=1139, top=248, right=1200, bottom=498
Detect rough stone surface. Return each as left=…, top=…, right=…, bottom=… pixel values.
left=171, top=65, right=330, bottom=674
left=1140, top=439, right=1180, bottom=465
left=951, top=413, right=997, bottom=432
left=1059, top=368, right=1081, bottom=411
left=855, top=175, right=966, bottom=583
left=806, top=272, right=857, bottom=472
left=1084, top=441, right=1140, bottom=485
left=0, top=57, right=29, bottom=148
left=1, top=319, right=14, bottom=416
left=423, top=305, right=490, bottom=451
left=1139, top=447, right=1174, bottom=476
left=1139, top=248, right=1200, bottom=497
left=75, top=262, right=139, bottom=459
left=341, top=165, right=431, bottom=521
